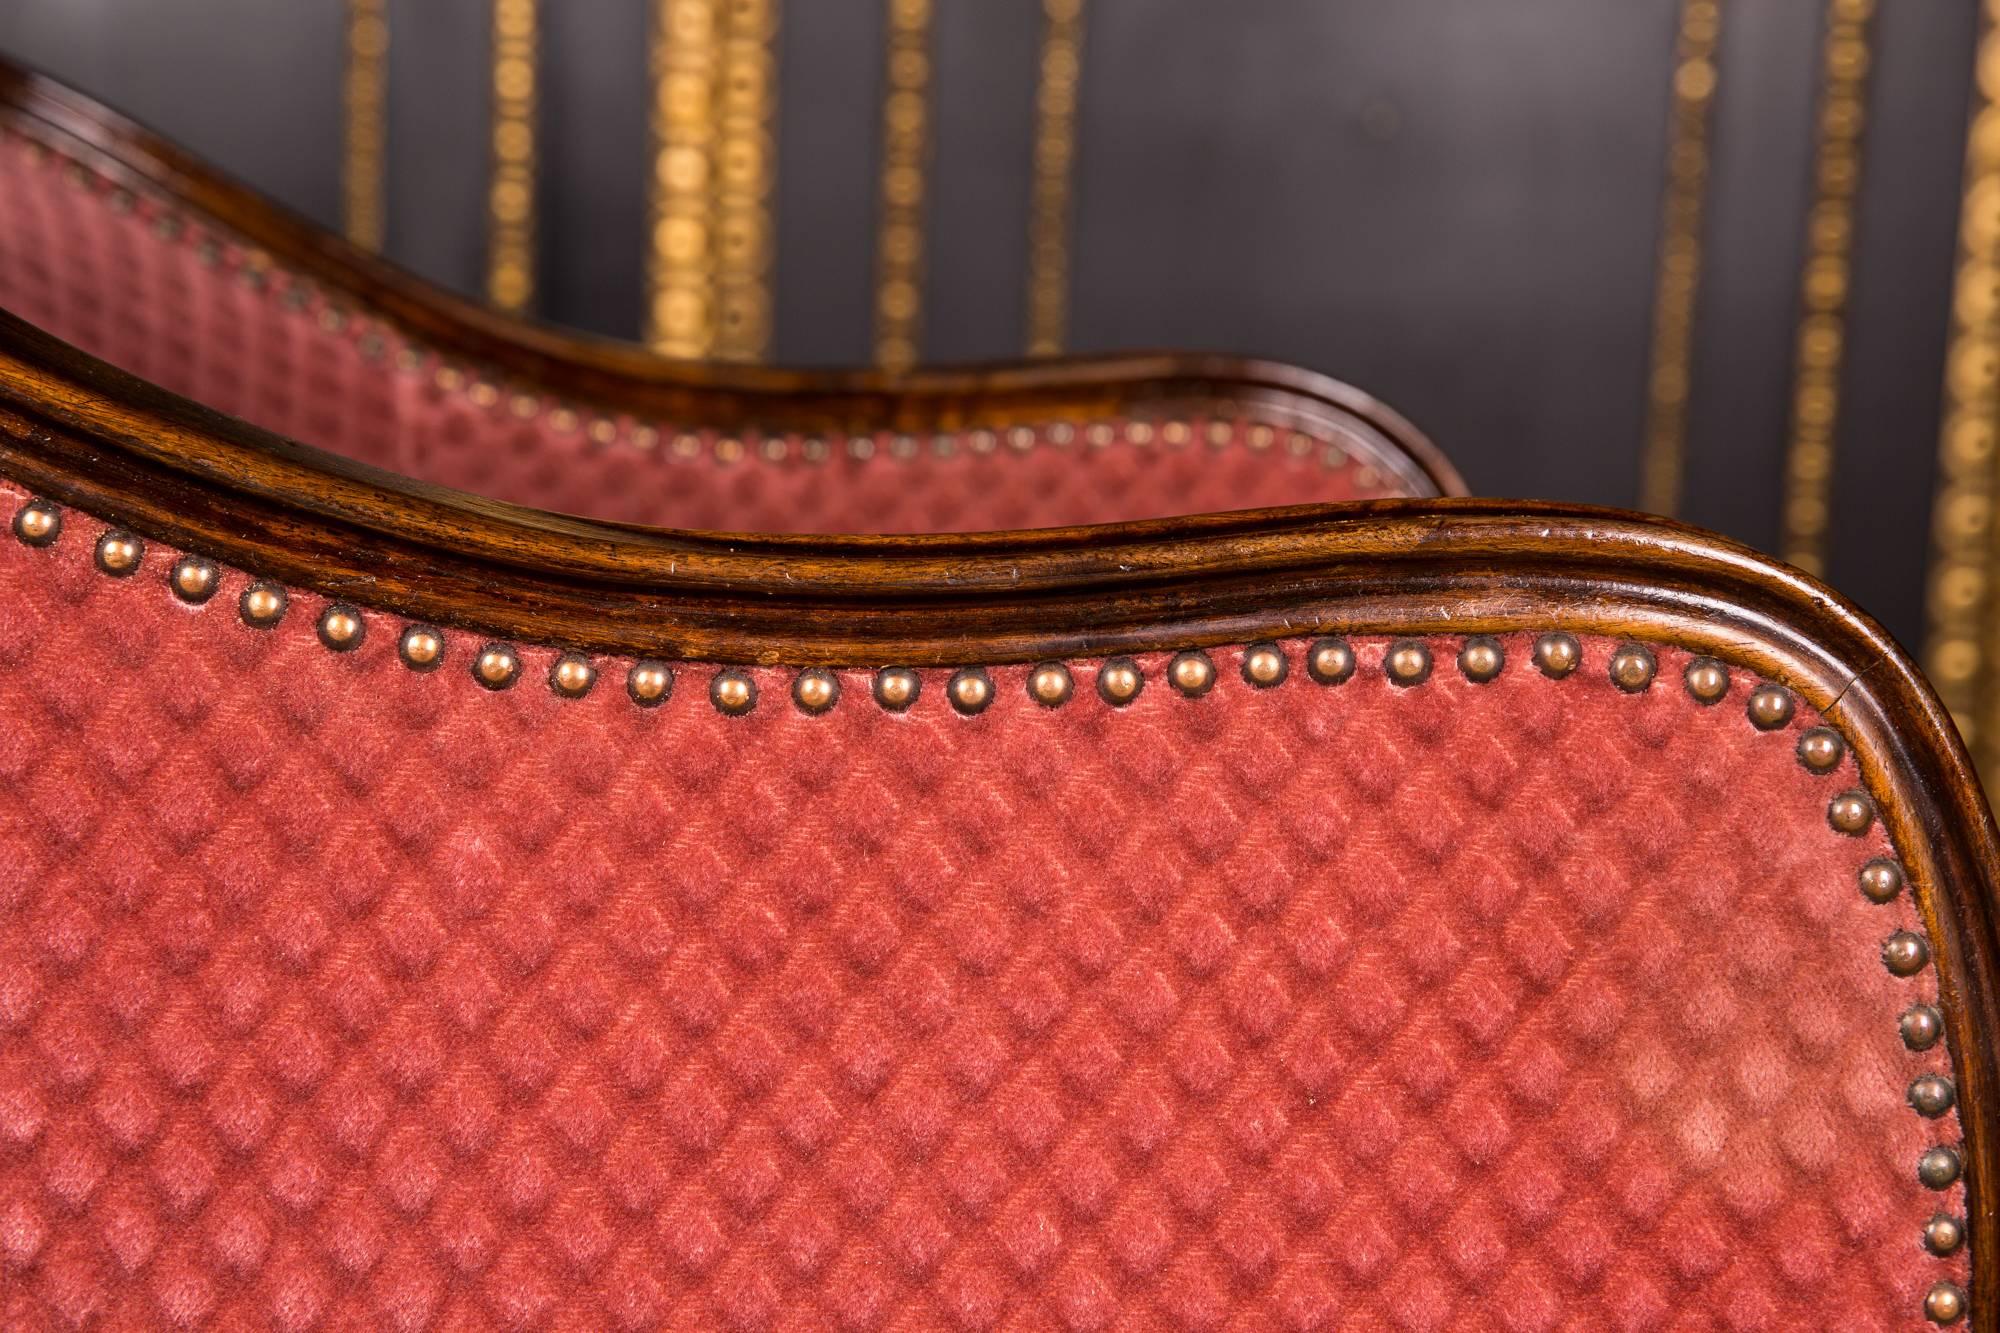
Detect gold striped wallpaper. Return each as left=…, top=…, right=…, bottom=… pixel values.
left=1778, top=0, right=1876, bottom=578
left=1026, top=0, right=1085, bottom=358
left=487, top=0, right=538, bottom=315
left=873, top=0, right=933, bottom=373
left=1637, top=0, right=1722, bottom=519
left=341, top=0, right=388, bottom=252
left=1927, top=0, right=2000, bottom=786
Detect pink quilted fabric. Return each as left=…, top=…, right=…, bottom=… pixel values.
left=0, top=479, right=1969, bottom=1331
left=0, top=130, right=1417, bottom=535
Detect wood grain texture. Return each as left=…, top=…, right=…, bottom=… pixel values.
left=0, top=52, right=1992, bottom=1322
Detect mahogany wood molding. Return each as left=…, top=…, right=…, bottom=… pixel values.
left=0, top=54, right=1457, bottom=497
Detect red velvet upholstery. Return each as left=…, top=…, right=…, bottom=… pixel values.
left=0, top=479, right=1967, bottom=1331
left=0, top=130, right=1416, bottom=535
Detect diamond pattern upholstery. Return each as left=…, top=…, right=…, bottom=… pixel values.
left=0, top=129, right=1421, bottom=536
left=0, top=480, right=1968, bottom=1330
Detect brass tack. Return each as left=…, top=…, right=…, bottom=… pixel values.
left=1858, top=858, right=1904, bottom=904
left=874, top=667, right=921, bottom=712
left=472, top=643, right=521, bottom=690
left=11, top=499, right=60, bottom=547
left=1901, top=1004, right=1944, bottom=1052
left=1923, top=1213, right=1966, bottom=1257
left=1827, top=789, right=1874, bottom=836
left=1386, top=640, right=1432, bottom=687
left=1795, top=726, right=1844, bottom=773
left=317, top=603, right=365, bottom=652
left=627, top=660, right=674, bottom=708
left=1924, top=1281, right=1967, bottom=1325
left=1747, top=684, right=1795, bottom=731
left=1242, top=642, right=1288, bottom=689
left=1458, top=636, right=1504, bottom=684
left=1533, top=632, right=1580, bottom=679
left=169, top=556, right=220, bottom=605
left=1028, top=662, right=1075, bottom=707
left=1683, top=656, right=1729, bottom=704
left=1097, top=658, right=1143, bottom=706
left=1909, top=1075, right=1956, bottom=1119
left=948, top=667, right=993, bottom=715
left=1884, top=931, right=1932, bottom=977
left=93, top=530, right=143, bottom=577
left=793, top=668, right=839, bottom=714
left=711, top=669, right=757, bottom=716
left=549, top=653, right=597, bottom=699
left=1306, top=637, right=1355, bottom=685
left=398, top=625, right=445, bottom=672
left=239, top=581, right=287, bottom=628
left=1167, top=652, right=1214, bottom=698
left=1917, top=1145, right=1962, bottom=1190
left=1607, top=644, right=1656, bottom=693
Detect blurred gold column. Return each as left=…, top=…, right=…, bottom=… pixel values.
left=874, top=0, right=932, bottom=372
left=648, top=0, right=719, bottom=356
left=488, top=0, right=538, bottom=315
left=343, top=0, right=389, bottom=251
left=1025, top=0, right=1084, bottom=357
left=1637, top=0, right=1723, bottom=517
left=646, top=0, right=779, bottom=359
left=714, top=0, right=778, bottom=361
left=1929, top=0, right=2000, bottom=782
left=1778, top=0, right=1876, bottom=577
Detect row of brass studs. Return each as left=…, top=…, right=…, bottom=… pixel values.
left=18, top=492, right=1970, bottom=1318
left=1782, top=649, right=1971, bottom=1319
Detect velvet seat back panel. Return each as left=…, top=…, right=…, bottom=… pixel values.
left=0, top=479, right=1965, bottom=1331
left=0, top=132, right=1413, bottom=535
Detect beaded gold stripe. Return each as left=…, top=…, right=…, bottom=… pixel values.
left=1025, top=0, right=1084, bottom=358
left=341, top=0, right=389, bottom=252
left=1637, top=0, right=1723, bottom=518
left=873, top=0, right=933, bottom=373
left=1779, top=0, right=1876, bottom=577
left=647, top=0, right=719, bottom=356
left=1927, top=0, right=2000, bottom=781
left=487, top=0, right=539, bottom=315
left=712, top=0, right=779, bottom=362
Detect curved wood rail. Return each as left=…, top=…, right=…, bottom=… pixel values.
left=0, top=55, right=1460, bottom=500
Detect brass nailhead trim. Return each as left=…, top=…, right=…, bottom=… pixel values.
left=1683, top=655, right=1729, bottom=703
left=793, top=668, right=839, bottom=714
left=317, top=603, right=366, bottom=652
left=1827, top=788, right=1874, bottom=836
left=550, top=653, right=597, bottom=699
left=1902, top=1004, right=1944, bottom=1052
left=1747, top=684, right=1795, bottom=730
left=473, top=642, right=521, bottom=690
left=1242, top=642, right=1288, bottom=689
left=1924, top=1213, right=1966, bottom=1257
left=1884, top=931, right=1932, bottom=978
left=1307, top=637, right=1355, bottom=685
left=11, top=499, right=60, bottom=547
left=1167, top=652, right=1214, bottom=698
left=1918, top=1145, right=1962, bottom=1190
left=398, top=624, right=445, bottom=672
left=1858, top=857, right=1905, bottom=903
left=711, top=668, right=756, bottom=716
left=93, top=530, right=143, bottom=577
left=1926, top=1281, right=1968, bottom=1325
left=627, top=660, right=674, bottom=708
left=239, top=582, right=288, bottom=628
left=169, top=556, right=220, bottom=605
left=1385, top=640, right=1432, bottom=687
left=1533, top=632, right=1580, bottom=679
left=948, top=667, right=994, bottom=716
left=1909, top=1074, right=1957, bottom=1119
left=1458, top=635, right=1504, bottom=684
left=1608, top=643, right=1656, bottom=693
left=1029, top=662, right=1075, bottom=707
left=1096, top=657, right=1143, bottom=706
left=874, top=667, right=921, bottom=713
left=1796, top=725, right=1845, bottom=773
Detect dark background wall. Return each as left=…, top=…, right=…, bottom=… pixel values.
left=0, top=1, right=1978, bottom=655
